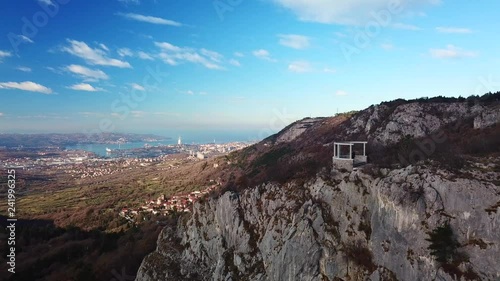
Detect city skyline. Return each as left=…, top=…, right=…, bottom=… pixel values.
left=1, top=0, right=499, bottom=134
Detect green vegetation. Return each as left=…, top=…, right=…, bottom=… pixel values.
left=0, top=216, right=166, bottom=281
left=426, top=223, right=460, bottom=264
left=252, top=146, right=292, bottom=168
left=334, top=110, right=359, bottom=118
left=426, top=223, right=480, bottom=280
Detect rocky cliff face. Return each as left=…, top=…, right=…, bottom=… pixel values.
left=136, top=96, right=500, bottom=281
left=136, top=165, right=500, bottom=281
left=342, top=102, right=494, bottom=146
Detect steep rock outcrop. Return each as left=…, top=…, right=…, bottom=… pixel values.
left=136, top=166, right=500, bottom=280
left=474, top=106, right=500, bottom=129
left=342, top=103, right=489, bottom=145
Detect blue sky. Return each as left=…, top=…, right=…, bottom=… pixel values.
left=1, top=0, right=499, bottom=137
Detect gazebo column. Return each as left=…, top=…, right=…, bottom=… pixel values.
left=349, top=145, right=352, bottom=160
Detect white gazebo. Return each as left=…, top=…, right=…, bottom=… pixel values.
left=332, top=141, right=368, bottom=171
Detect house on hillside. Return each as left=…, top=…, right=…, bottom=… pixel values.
left=332, top=141, right=368, bottom=172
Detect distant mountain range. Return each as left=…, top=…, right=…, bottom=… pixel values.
left=0, top=133, right=170, bottom=148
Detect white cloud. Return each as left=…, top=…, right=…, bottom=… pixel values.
left=117, top=13, right=182, bottom=26
left=288, top=60, right=312, bottom=73
left=17, top=66, right=32, bottom=72
left=392, top=23, right=421, bottom=31
left=118, top=0, right=140, bottom=4
left=0, top=50, right=12, bottom=57
left=272, top=0, right=440, bottom=25
left=153, top=112, right=181, bottom=117
left=65, top=64, right=109, bottom=80
left=0, top=81, right=52, bottom=94
left=381, top=43, right=394, bottom=50
left=117, top=48, right=133, bottom=57
left=131, top=83, right=145, bottom=91
left=436, top=27, right=472, bottom=34
left=62, top=39, right=131, bottom=68
left=0, top=50, right=12, bottom=62
left=323, top=67, right=336, bottom=73
left=99, top=43, right=109, bottom=51
left=278, top=34, right=310, bottom=49
left=181, top=90, right=209, bottom=96
left=37, top=0, right=54, bottom=6
left=138, top=51, right=154, bottom=60
left=0, top=112, right=3, bottom=117
left=116, top=48, right=155, bottom=60
left=252, top=49, right=276, bottom=62
left=155, top=41, right=224, bottom=70
left=229, top=59, right=241, bottom=66
left=201, top=49, right=223, bottom=63
left=131, top=111, right=145, bottom=118
left=335, top=32, right=347, bottom=38
left=18, top=35, right=34, bottom=43
left=429, top=45, right=477, bottom=59
left=234, top=52, right=244, bottom=57
left=68, top=83, right=103, bottom=92
left=335, top=90, right=348, bottom=96
left=155, top=42, right=182, bottom=52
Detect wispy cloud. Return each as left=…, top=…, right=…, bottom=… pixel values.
left=392, top=23, right=421, bottom=31
left=429, top=45, right=477, bottom=59
left=271, top=0, right=440, bottom=25
left=234, top=52, right=244, bottom=57
left=335, top=32, right=347, bottom=38
left=155, top=41, right=224, bottom=69
left=117, top=13, right=182, bottom=26
left=200, top=49, right=223, bottom=63
left=131, top=111, right=145, bottom=118
left=229, top=59, right=241, bottom=66
left=153, top=112, right=181, bottom=117
left=117, top=48, right=133, bottom=57
left=323, top=67, right=336, bottom=74
left=0, top=81, right=52, bottom=94
left=278, top=34, right=310, bottom=49
left=16, top=66, right=32, bottom=72
left=381, top=43, right=394, bottom=50
left=117, top=48, right=155, bottom=60
left=15, top=114, right=69, bottom=120
left=288, top=60, right=312, bottom=73
left=118, top=0, right=140, bottom=5
left=37, top=0, right=54, bottom=6
left=335, top=90, right=348, bottom=96
left=181, top=90, right=207, bottom=96
left=252, top=49, right=276, bottom=62
left=436, top=27, right=473, bottom=34
left=16, top=35, right=34, bottom=44
left=138, top=51, right=154, bottom=60
left=62, top=39, right=131, bottom=68
left=79, top=112, right=109, bottom=118
left=0, top=50, right=12, bottom=62
left=68, top=83, right=103, bottom=92
left=65, top=64, right=109, bottom=80
left=98, top=43, right=109, bottom=51
left=131, top=83, right=145, bottom=91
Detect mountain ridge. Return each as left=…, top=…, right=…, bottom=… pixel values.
left=136, top=92, right=500, bottom=281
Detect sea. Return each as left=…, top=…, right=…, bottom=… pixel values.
left=65, top=129, right=270, bottom=157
